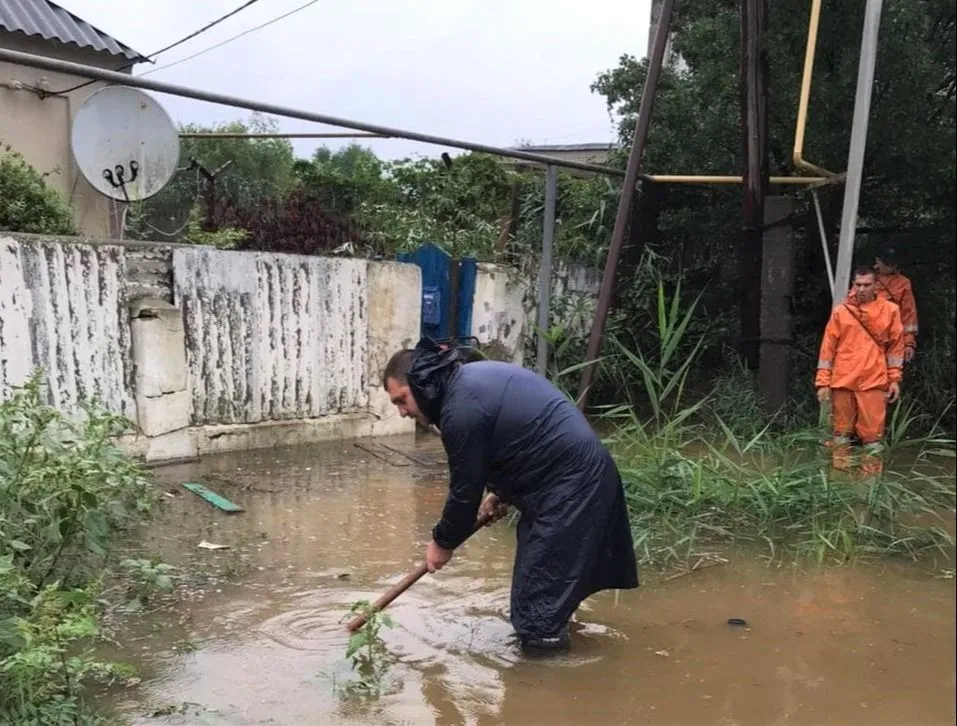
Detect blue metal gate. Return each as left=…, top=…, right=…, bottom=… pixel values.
left=397, top=242, right=476, bottom=342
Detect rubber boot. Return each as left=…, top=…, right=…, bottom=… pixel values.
left=830, top=436, right=853, bottom=472
left=519, top=624, right=570, bottom=656
left=859, top=441, right=884, bottom=478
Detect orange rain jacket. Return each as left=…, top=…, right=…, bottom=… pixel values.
left=815, top=295, right=905, bottom=391
left=875, top=272, right=918, bottom=351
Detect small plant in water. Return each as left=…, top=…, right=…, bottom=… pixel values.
left=119, top=558, right=177, bottom=611
left=333, top=600, right=395, bottom=702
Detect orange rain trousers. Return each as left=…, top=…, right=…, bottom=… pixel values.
left=829, top=389, right=887, bottom=474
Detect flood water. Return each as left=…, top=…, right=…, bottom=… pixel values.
left=102, top=434, right=956, bottom=726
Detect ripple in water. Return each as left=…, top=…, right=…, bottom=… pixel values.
left=253, top=581, right=624, bottom=672
left=254, top=589, right=362, bottom=652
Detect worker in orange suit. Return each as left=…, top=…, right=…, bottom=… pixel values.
left=872, top=241, right=918, bottom=362
left=816, top=266, right=905, bottom=476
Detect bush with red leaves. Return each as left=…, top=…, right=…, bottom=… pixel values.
left=213, top=189, right=380, bottom=257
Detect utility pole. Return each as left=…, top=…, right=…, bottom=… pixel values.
left=576, top=0, right=675, bottom=410
left=739, top=0, right=770, bottom=371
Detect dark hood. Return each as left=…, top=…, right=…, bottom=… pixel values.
left=408, top=337, right=465, bottom=425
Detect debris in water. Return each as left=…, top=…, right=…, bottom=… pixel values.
left=727, top=618, right=748, bottom=627
left=654, top=650, right=670, bottom=657
left=182, top=482, right=244, bottom=513
left=198, top=541, right=230, bottom=550
left=336, top=572, right=351, bottom=580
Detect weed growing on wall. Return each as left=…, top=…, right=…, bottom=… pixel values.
left=0, top=371, right=158, bottom=723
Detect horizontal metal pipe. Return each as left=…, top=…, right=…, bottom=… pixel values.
left=0, top=48, right=624, bottom=177
left=179, top=132, right=388, bottom=139
left=645, top=174, right=834, bottom=185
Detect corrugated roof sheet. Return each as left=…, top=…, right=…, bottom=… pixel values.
left=0, top=0, right=146, bottom=61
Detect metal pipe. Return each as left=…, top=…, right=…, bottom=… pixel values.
left=0, top=48, right=624, bottom=178
left=537, top=165, right=558, bottom=375
left=576, top=0, right=675, bottom=409
left=644, top=174, right=832, bottom=185
left=793, top=0, right=836, bottom=177
left=179, top=132, right=388, bottom=139
left=811, top=188, right=835, bottom=299
left=833, top=0, right=884, bottom=302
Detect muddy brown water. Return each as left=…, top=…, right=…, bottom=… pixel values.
left=100, top=434, right=956, bottom=726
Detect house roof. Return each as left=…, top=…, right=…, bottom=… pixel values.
left=0, top=0, right=147, bottom=62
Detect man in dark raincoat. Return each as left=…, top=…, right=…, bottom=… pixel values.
left=382, top=337, right=639, bottom=653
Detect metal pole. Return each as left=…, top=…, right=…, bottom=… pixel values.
left=833, top=0, right=884, bottom=303
left=537, top=165, right=558, bottom=375
left=0, top=48, right=623, bottom=179
left=179, top=132, right=387, bottom=139
left=644, top=175, right=831, bottom=185
left=792, top=0, right=835, bottom=177
left=576, top=0, right=675, bottom=409
left=811, top=189, right=835, bottom=299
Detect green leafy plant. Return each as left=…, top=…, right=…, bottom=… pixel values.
left=336, top=600, right=395, bottom=702
left=183, top=204, right=249, bottom=249
left=118, top=558, right=176, bottom=611
left=1, top=370, right=156, bottom=723
left=0, top=144, right=75, bottom=235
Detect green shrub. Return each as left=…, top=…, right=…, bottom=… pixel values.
left=1, top=371, right=155, bottom=723
left=0, top=145, right=75, bottom=235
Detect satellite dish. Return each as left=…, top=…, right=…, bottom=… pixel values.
left=70, top=85, right=180, bottom=202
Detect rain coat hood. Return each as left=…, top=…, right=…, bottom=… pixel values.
left=407, top=337, right=466, bottom=425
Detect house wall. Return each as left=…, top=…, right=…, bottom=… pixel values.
left=0, top=34, right=133, bottom=237
left=0, top=233, right=421, bottom=463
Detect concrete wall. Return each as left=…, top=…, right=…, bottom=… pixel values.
left=471, top=262, right=528, bottom=363
left=172, top=247, right=369, bottom=425
left=469, top=259, right=601, bottom=365
left=0, top=34, right=134, bottom=237
left=0, top=233, right=421, bottom=463
left=0, top=235, right=136, bottom=416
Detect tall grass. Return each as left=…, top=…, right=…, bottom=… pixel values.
left=597, top=281, right=956, bottom=570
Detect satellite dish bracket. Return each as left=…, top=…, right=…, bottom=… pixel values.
left=102, top=161, right=140, bottom=202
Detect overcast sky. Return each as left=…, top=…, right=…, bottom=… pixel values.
left=60, top=0, right=651, bottom=161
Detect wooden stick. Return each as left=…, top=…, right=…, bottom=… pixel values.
left=345, top=512, right=494, bottom=632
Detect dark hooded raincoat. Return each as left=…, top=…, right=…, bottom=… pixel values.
left=407, top=338, right=639, bottom=640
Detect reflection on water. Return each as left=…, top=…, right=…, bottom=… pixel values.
left=101, top=434, right=956, bottom=726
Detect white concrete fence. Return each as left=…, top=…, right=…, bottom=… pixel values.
left=0, top=233, right=598, bottom=463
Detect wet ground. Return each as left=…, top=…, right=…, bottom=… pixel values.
left=101, top=434, right=956, bottom=726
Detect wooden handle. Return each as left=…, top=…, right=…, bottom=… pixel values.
left=345, top=512, right=494, bottom=632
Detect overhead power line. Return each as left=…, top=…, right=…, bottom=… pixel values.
left=49, top=0, right=265, bottom=95
left=140, top=0, right=322, bottom=77
left=145, top=0, right=265, bottom=60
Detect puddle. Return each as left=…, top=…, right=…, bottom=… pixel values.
left=100, top=434, right=956, bottom=725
